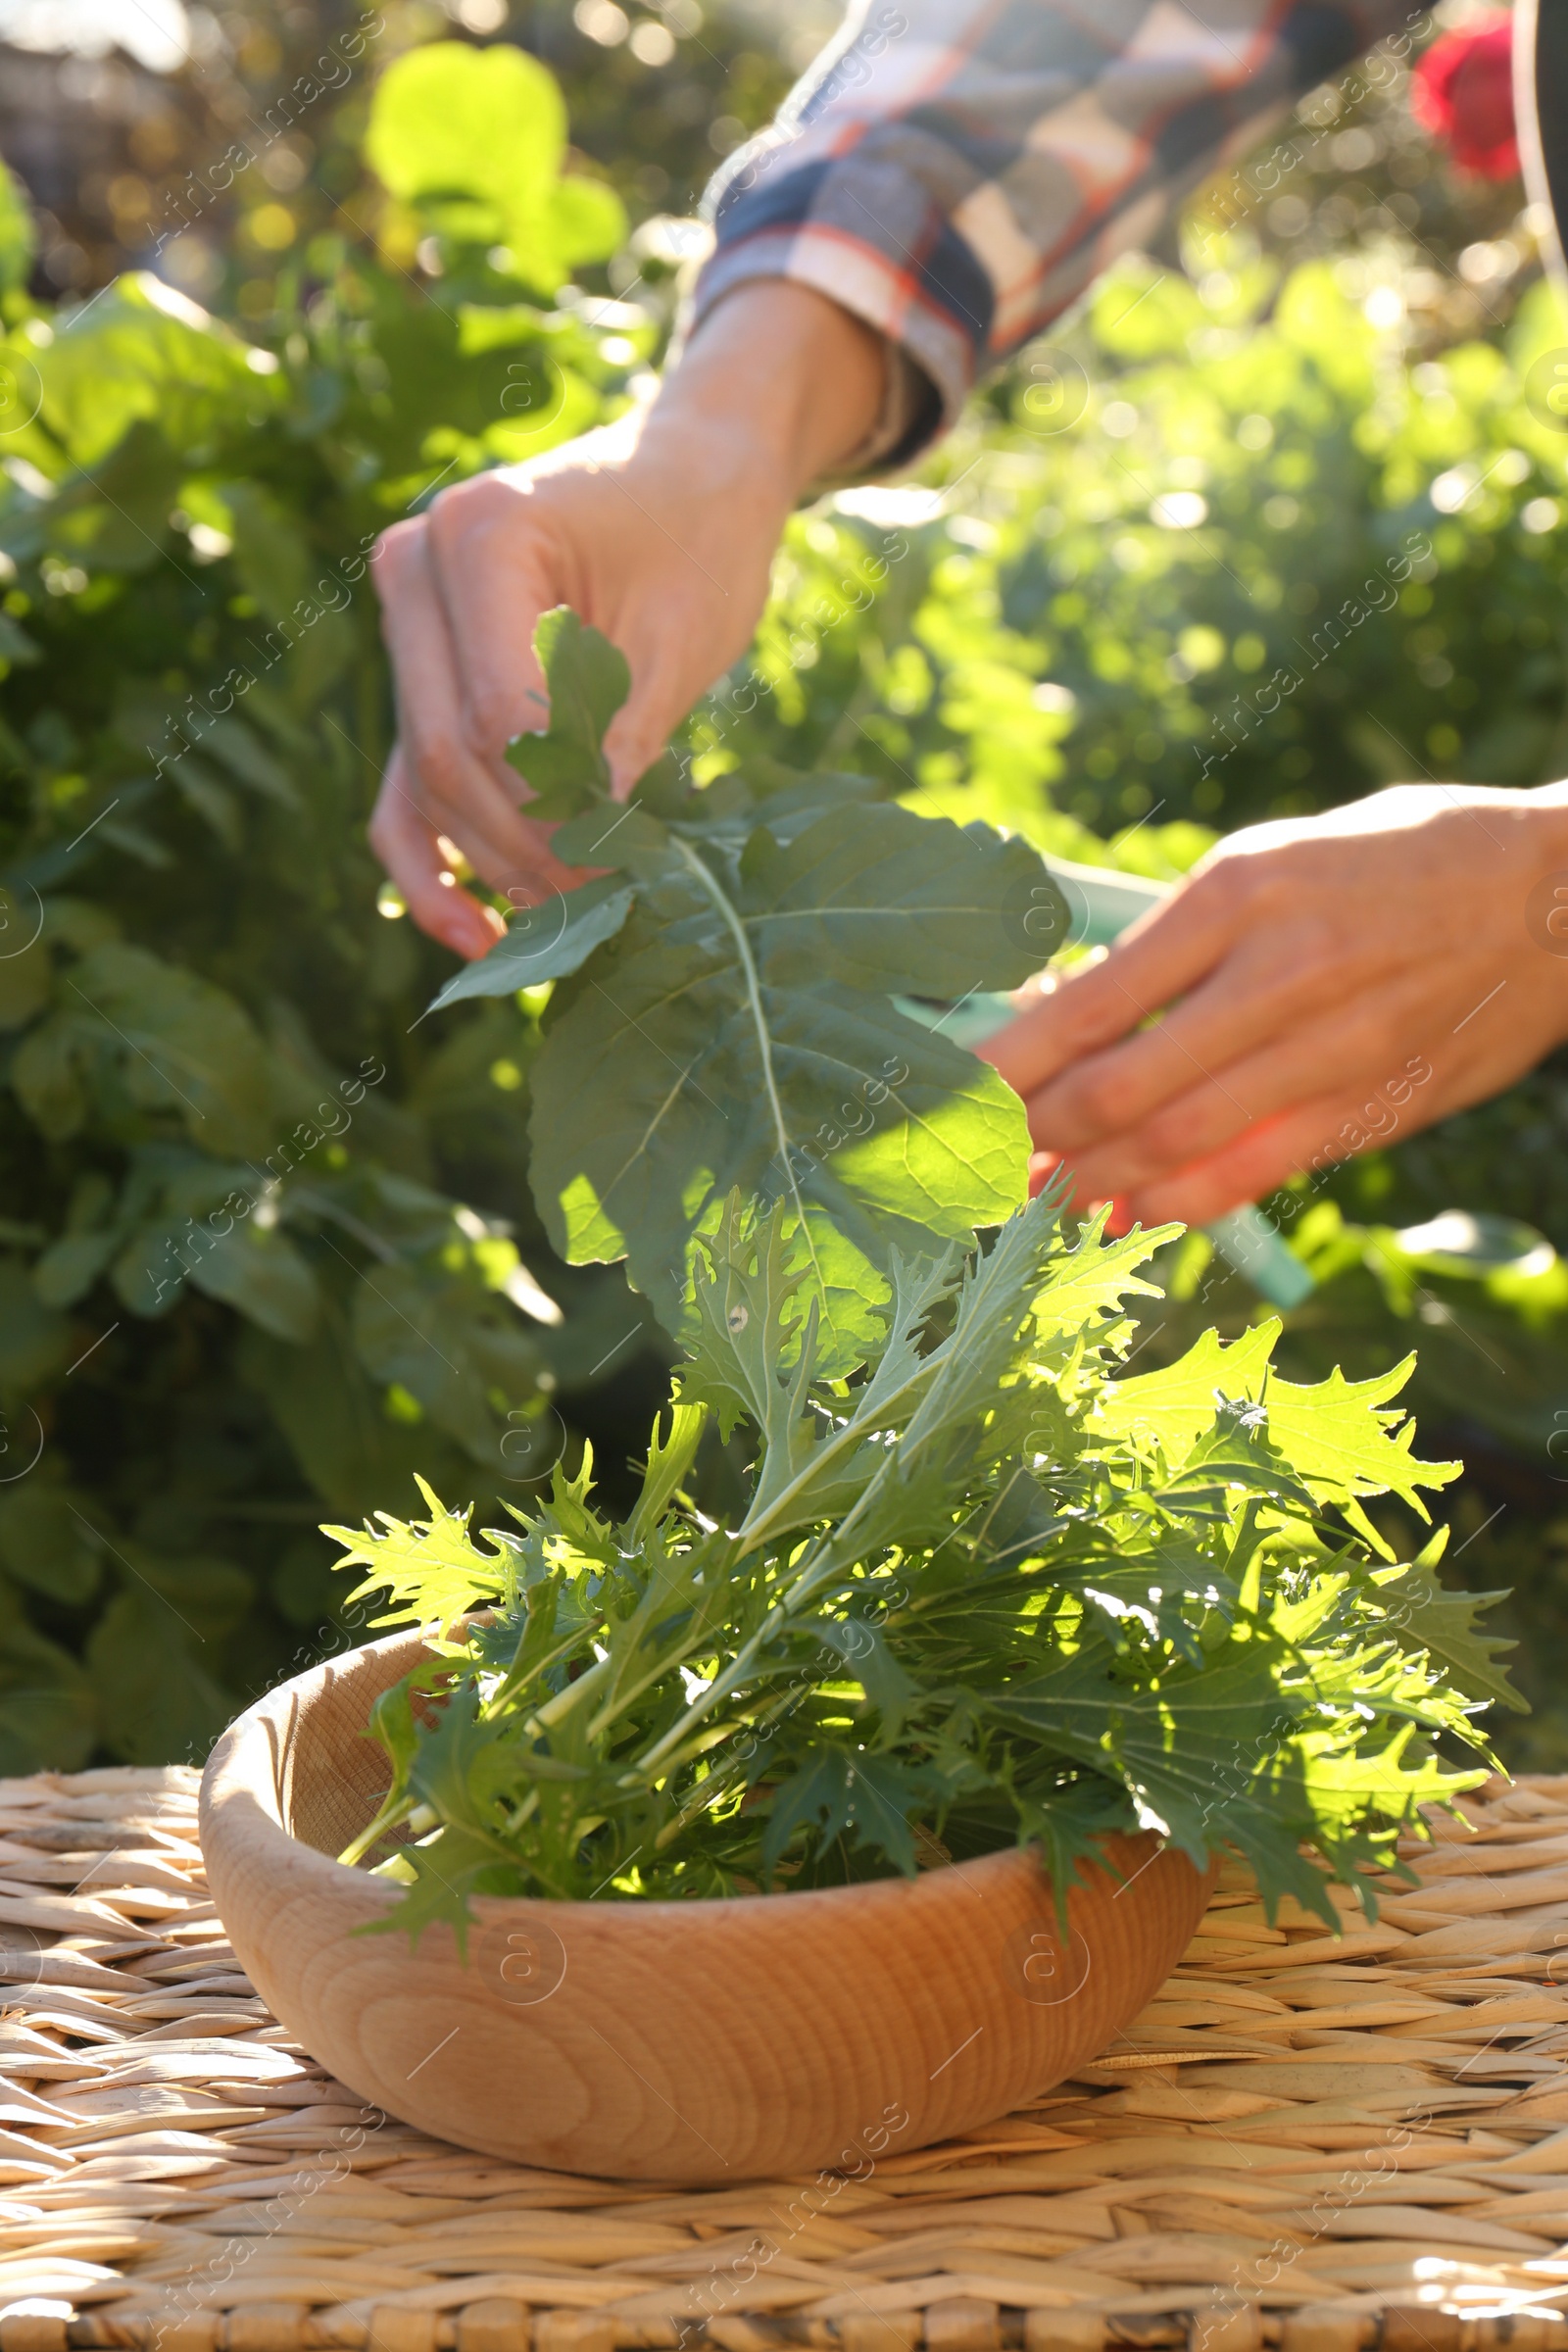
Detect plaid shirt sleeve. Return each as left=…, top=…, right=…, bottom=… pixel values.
left=693, top=0, right=1424, bottom=470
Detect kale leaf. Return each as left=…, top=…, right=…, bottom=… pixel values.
left=427, top=611, right=1068, bottom=1359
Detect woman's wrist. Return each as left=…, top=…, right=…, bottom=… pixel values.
left=645, top=279, right=887, bottom=504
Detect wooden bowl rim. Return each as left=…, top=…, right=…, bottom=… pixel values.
left=203, top=1625, right=1168, bottom=1935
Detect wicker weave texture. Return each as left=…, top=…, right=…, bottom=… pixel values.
left=4, top=1771, right=1568, bottom=2351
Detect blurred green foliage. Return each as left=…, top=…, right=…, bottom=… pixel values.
left=0, top=42, right=673, bottom=1776
left=15, top=0, right=795, bottom=310
left=704, top=253, right=1568, bottom=833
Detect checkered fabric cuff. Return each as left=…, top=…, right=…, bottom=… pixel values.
left=691, top=0, right=1430, bottom=485
left=690, top=180, right=969, bottom=479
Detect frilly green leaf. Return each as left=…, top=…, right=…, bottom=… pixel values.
left=327, top=1186, right=1506, bottom=1936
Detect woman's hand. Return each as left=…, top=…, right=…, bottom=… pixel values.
left=368, top=281, right=885, bottom=957
left=982, top=782, right=1568, bottom=1228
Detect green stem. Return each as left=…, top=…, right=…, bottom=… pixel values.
left=528, top=1647, right=614, bottom=1733
left=634, top=1239, right=1013, bottom=1780
left=648, top=1679, right=820, bottom=1846
left=339, top=1788, right=417, bottom=1869
left=631, top=1451, right=900, bottom=1780
left=732, top=1349, right=935, bottom=1555
left=670, top=833, right=829, bottom=1308
left=489, top=1622, right=605, bottom=1718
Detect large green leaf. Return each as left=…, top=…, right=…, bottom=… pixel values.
left=185, top=1225, right=320, bottom=1344
left=0, top=896, right=49, bottom=1031
left=85, top=1590, right=233, bottom=1767
left=437, top=613, right=1063, bottom=1353
left=988, top=1632, right=1320, bottom=1905
left=987, top=1631, right=1462, bottom=1927
left=237, top=1318, right=486, bottom=1521
left=0, top=1486, right=103, bottom=1604
left=0, top=1595, right=95, bottom=1775
left=220, top=481, right=319, bottom=627
left=546, top=176, right=627, bottom=270
left=1262, top=1357, right=1461, bottom=1553
left=1375, top=1542, right=1525, bottom=1715
left=0, top=1260, right=71, bottom=1396
left=532, top=898, right=1028, bottom=1357
left=1091, top=1322, right=1460, bottom=1553
left=365, top=43, right=624, bottom=289
left=368, top=42, right=567, bottom=218
left=11, top=422, right=189, bottom=574
left=1090, top=1322, right=1281, bottom=1458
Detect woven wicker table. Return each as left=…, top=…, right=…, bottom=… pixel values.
left=5, top=1771, right=1568, bottom=2352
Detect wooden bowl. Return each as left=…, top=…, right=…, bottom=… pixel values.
left=200, top=1629, right=1215, bottom=2182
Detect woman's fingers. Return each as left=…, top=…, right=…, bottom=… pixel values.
left=419, top=466, right=712, bottom=810
left=1031, top=980, right=1439, bottom=1203
left=373, top=514, right=565, bottom=900
left=1123, top=1092, right=1379, bottom=1227
left=425, top=473, right=555, bottom=761
left=1010, top=965, right=1265, bottom=1157
left=1013, top=916, right=1376, bottom=1156
left=368, top=753, right=506, bottom=959
left=983, top=873, right=1246, bottom=1104
left=1007, top=785, right=1568, bottom=1234
left=1029, top=1089, right=1365, bottom=1235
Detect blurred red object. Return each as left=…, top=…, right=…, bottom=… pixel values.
left=1410, top=14, right=1520, bottom=179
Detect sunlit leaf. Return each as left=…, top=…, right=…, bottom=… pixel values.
left=437, top=612, right=1061, bottom=1357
